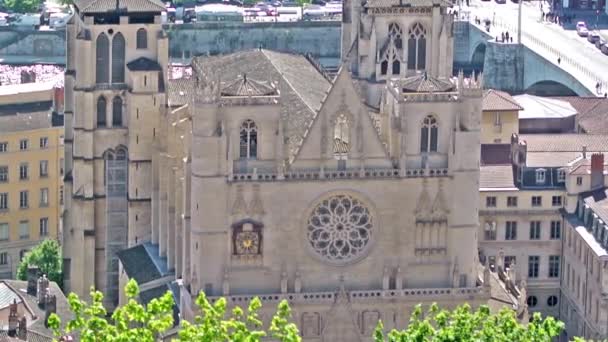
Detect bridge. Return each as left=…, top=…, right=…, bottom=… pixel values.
left=0, top=9, right=598, bottom=96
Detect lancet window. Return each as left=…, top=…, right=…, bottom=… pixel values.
left=239, top=119, right=258, bottom=159
left=420, top=115, right=438, bottom=153
left=407, top=22, right=427, bottom=71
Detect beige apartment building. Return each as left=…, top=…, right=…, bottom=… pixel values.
left=0, top=82, right=64, bottom=279
left=63, top=0, right=524, bottom=337
left=481, top=89, right=522, bottom=144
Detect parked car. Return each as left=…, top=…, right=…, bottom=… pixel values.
left=577, top=21, right=588, bottom=37
left=303, top=4, right=325, bottom=18
left=495, top=0, right=506, bottom=4
left=587, top=31, right=600, bottom=43
left=596, top=37, right=606, bottom=50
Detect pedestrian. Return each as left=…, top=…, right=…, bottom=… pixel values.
left=510, top=36, right=513, bottom=43
left=506, top=31, right=510, bottom=41
left=596, top=82, right=600, bottom=94
left=501, top=32, right=505, bottom=42
left=558, top=56, right=561, bottom=64
left=542, top=12, right=545, bottom=21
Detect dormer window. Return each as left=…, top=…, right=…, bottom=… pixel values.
left=535, top=168, right=546, bottom=184
left=557, top=168, right=566, bottom=182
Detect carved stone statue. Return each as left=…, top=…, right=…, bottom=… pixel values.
left=395, top=267, right=403, bottom=290
left=222, top=269, right=230, bottom=296
left=452, top=258, right=460, bottom=288
left=483, top=264, right=491, bottom=288
left=382, top=266, right=390, bottom=290
left=508, top=261, right=517, bottom=285
left=497, top=249, right=505, bottom=270
left=280, top=270, right=288, bottom=294
left=356, top=118, right=364, bottom=154
left=294, top=271, right=302, bottom=293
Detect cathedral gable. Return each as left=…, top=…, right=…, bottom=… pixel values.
left=292, top=67, right=391, bottom=167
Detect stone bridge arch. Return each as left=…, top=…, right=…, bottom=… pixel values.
left=523, top=47, right=592, bottom=96
left=470, top=42, right=486, bottom=71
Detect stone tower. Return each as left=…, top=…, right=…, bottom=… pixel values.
left=63, top=0, right=168, bottom=307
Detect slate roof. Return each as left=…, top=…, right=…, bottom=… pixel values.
left=167, top=78, right=194, bottom=108
left=74, top=0, right=165, bottom=13
left=553, top=96, right=608, bottom=134
left=127, top=57, right=162, bottom=72
left=185, top=49, right=331, bottom=163
left=0, top=280, right=71, bottom=339
left=220, top=74, right=278, bottom=97
left=582, top=188, right=608, bottom=224
left=519, top=134, right=608, bottom=152
left=117, top=242, right=173, bottom=285
left=480, top=144, right=511, bottom=166
left=480, top=165, right=516, bottom=189
left=482, top=89, right=523, bottom=112
left=400, top=73, right=454, bottom=93
left=526, top=152, right=582, bottom=167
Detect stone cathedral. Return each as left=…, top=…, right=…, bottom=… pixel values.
left=63, top=0, right=520, bottom=338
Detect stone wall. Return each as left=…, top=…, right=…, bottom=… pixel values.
left=0, top=28, right=65, bottom=57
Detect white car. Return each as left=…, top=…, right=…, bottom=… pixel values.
left=576, top=21, right=588, bottom=37
left=303, top=4, right=325, bottom=17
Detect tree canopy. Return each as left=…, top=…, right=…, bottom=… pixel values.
left=17, top=239, right=63, bottom=288
left=374, top=303, right=564, bottom=342
left=3, top=0, right=43, bottom=13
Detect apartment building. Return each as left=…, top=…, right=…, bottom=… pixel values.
left=0, top=81, right=64, bottom=279
left=481, top=89, right=522, bottom=144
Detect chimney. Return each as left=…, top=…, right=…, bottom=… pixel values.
left=8, top=299, right=19, bottom=337
left=26, top=267, right=39, bottom=296
left=591, top=153, right=605, bottom=190
left=17, top=315, right=27, bottom=341
left=37, top=274, right=49, bottom=305
left=44, top=295, right=57, bottom=328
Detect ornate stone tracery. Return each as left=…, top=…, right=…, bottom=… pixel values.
left=306, top=193, right=374, bottom=265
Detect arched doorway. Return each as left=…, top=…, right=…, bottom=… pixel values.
left=471, top=43, right=486, bottom=73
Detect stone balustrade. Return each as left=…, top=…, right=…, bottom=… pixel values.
left=229, top=167, right=449, bottom=182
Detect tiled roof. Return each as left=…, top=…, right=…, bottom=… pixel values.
left=0, top=283, right=22, bottom=310
left=400, top=73, right=454, bottom=93
left=480, top=144, right=511, bottom=166
left=554, top=96, right=608, bottom=134
left=187, top=49, right=331, bottom=163
left=0, top=330, right=53, bottom=342
left=526, top=152, right=581, bottom=167
left=220, top=74, right=278, bottom=97
left=482, top=89, right=523, bottom=112
left=127, top=57, right=162, bottom=72
left=117, top=243, right=173, bottom=285
left=74, top=0, right=165, bottom=13
left=519, top=134, right=608, bottom=152
left=480, top=165, right=516, bottom=189
left=167, top=78, right=193, bottom=108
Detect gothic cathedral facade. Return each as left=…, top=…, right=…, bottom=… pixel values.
left=64, top=0, right=506, bottom=338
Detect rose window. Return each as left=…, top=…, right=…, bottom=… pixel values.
left=307, top=194, right=373, bottom=264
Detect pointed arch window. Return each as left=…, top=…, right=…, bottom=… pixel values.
left=420, top=115, right=438, bottom=153
left=97, top=96, right=107, bottom=127
left=96, top=33, right=109, bottom=84
left=380, top=23, right=402, bottom=76
left=112, top=33, right=125, bottom=83
left=136, top=28, right=147, bottom=49
left=388, top=22, right=403, bottom=49
left=333, top=113, right=350, bottom=158
left=239, top=119, right=257, bottom=159
left=112, top=96, right=123, bottom=127
left=407, top=23, right=427, bottom=71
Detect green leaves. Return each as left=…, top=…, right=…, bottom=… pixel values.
left=3, top=0, right=43, bottom=13
left=373, top=303, right=564, bottom=342
left=17, top=239, right=63, bottom=288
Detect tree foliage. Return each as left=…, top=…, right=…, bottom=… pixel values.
left=3, top=0, right=43, bottom=13
left=374, top=303, right=564, bottom=342
left=17, top=239, right=63, bottom=288
left=49, top=279, right=302, bottom=342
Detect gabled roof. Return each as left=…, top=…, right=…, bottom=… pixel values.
left=187, top=49, right=331, bottom=162
left=483, top=89, right=523, bottom=111
left=519, top=134, right=608, bottom=152
left=221, top=74, right=278, bottom=97
left=127, top=57, right=162, bottom=72
left=74, top=0, right=165, bottom=13
left=552, top=96, right=608, bottom=134
left=480, top=165, right=516, bottom=189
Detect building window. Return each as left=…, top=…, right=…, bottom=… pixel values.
left=39, top=217, right=48, bottom=237
left=19, top=221, right=29, bottom=239
left=0, top=193, right=7, bottom=210
left=529, top=221, right=541, bottom=240
left=0, top=252, right=7, bottom=265
left=112, top=96, right=123, bottom=127
left=239, top=119, right=258, bottom=159
left=39, top=160, right=48, bottom=177
left=97, top=96, right=107, bottom=127
left=527, top=296, right=538, bottom=307
left=557, top=168, right=566, bottom=182
left=486, top=196, right=497, bottom=208
left=576, top=176, right=583, bottom=185
left=531, top=196, right=542, bottom=207
left=494, top=112, right=501, bottom=126
left=535, top=169, right=546, bottom=183
left=552, top=196, right=562, bottom=207
left=528, top=256, right=539, bottom=278
left=40, top=188, right=49, bottom=207
left=505, top=221, right=517, bottom=240
left=504, top=255, right=516, bottom=268
left=549, top=255, right=560, bottom=278
left=112, top=33, right=126, bottom=83
left=0, top=166, right=7, bottom=182
left=19, top=163, right=28, bottom=180
left=96, top=33, right=110, bottom=84
left=60, top=186, right=64, bottom=205
left=547, top=295, right=558, bottom=307
left=19, top=191, right=28, bottom=209
left=507, top=196, right=518, bottom=207
left=60, top=158, right=64, bottom=176
left=420, top=115, right=438, bottom=153
left=0, top=142, right=7, bottom=152
left=19, top=139, right=28, bottom=151
left=0, top=223, right=8, bottom=241
left=60, top=135, right=64, bottom=145
left=407, top=22, right=426, bottom=70
left=19, top=250, right=28, bottom=261
left=39, top=137, right=48, bottom=149
left=550, top=221, right=561, bottom=239
left=484, top=221, right=497, bottom=240
left=136, top=28, right=148, bottom=49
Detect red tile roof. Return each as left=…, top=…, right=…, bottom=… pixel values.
left=483, top=89, right=523, bottom=112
